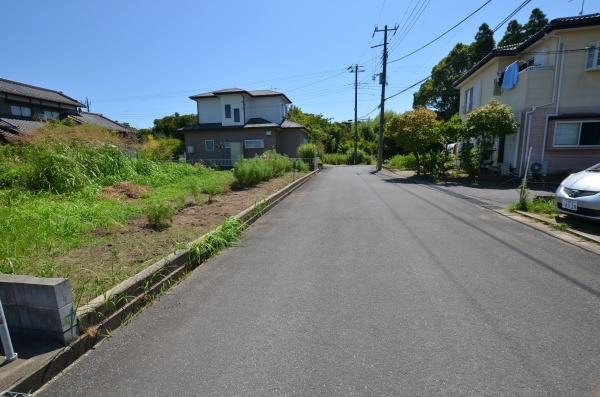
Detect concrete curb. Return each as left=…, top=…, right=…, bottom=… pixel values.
left=5, top=169, right=320, bottom=395
left=512, top=210, right=600, bottom=245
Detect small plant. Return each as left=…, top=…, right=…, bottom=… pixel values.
left=515, top=177, right=530, bottom=211
left=297, top=143, right=319, bottom=160
left=145, top=201, right=174, bottom=230
left=202, top=179, right=225, bottom=203
left=386, top=153, right=417, bottom=170
left=551, top=222, right=569, bottom=231
left=189, top=217, right=245, bottom=263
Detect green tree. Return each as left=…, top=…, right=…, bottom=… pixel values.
left=498, top=20, right=525, bottom=47
left=413, top=43, right=473, bottom=120
left=438, top=114, right=465, bottom=148
left=465, top=99, right=517, bottom=177
left=152, top=112, right=197, bottom=137
left=388, top=107, right=440, bottom=175
left=471, top=23, right=495, bottom=63
left=523, top=8, right=548, bottom=37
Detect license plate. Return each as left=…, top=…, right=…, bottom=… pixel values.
left=562, top=198, right=578, bottom=211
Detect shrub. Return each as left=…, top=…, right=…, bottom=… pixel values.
left=264, top=150, right=292, bottom=177
left=233, top=157, right=273, bottom=187
left=386, top=154, right=417, bottom=170
left=292, top=159, right=309, bottom=172
left=202, top=179, right=225, bottom=203
left=459, top=141, right=479, bottom=178
left=145, top=201, right=174, bottom=230
left=297, top=143, right=318, bottom=160
left=323, top=153, right=349, bottom=165
left=346, top=148, right=371, bottom=165
left=139, top=135, right=183, bottom=161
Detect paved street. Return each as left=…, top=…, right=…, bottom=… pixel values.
left=40, top=166, right=600, bottom=396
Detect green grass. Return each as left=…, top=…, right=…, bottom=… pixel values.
left=233, top=151, right=306, bottom=188
left=385, top=154, right=417, bottom=170
left=0, top=132, right=236, bottom=277
left=189, top=217, right=245, bottom=262
left=510, top=196, right=557, bottom=215
left=322, top=153, right=349, bottom=165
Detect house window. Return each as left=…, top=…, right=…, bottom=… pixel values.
left=43, top=110, right=60, bottom=120
left=554, top=121, right=600, bottom=147
left=224, top=104, right=231, bottom=118
left=204, top=140, right=215, bottom=151
left=464, top=87, right=474, bottom=113
left=244, top=139, right=264, bottom=149
left=585, top=43, right=600, bottom=70
left=10, top=105, right=31, bottom=117
left=233, top=108, right=240, bottom=122
left=186, top=145, right=194, bottom=154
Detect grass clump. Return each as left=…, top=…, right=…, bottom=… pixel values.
left=145, top=201, right=174, bottom=230
left=189, top=217, right=245, bottom=263
left=297, top=143, right=319, bottom=160
left=323, top=153, right=349, bottom=165
left=528, top=196, right=557, bottom=215
left=233, top=151, right=307, bottom=188
left=386, top=154, right=417, bottom=170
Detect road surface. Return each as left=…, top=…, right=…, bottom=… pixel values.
left=40, top=166, right=600, bottom=396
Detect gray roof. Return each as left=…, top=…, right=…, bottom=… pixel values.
left=0, top=117, right=44, bottom=134
left=177, top=118, right=305, bottom=132
left=454, top=12, right=600, bottom=87
left=70, top=112, right=130, bottom=133
left=0, top=78, right=84, bottom=107
left=190, top=88, right=292, bottom=103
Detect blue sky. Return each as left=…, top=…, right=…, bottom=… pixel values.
left=1, top=0, right=597, bottom=128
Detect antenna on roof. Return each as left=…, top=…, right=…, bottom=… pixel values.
left=81, top=97, right=91, bottom=112
left=569, top=0, right=585, bottom=15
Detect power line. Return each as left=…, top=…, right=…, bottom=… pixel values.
left=388, top=0, right=493, bottom=64
left=492, top=0, right=531, bottom=32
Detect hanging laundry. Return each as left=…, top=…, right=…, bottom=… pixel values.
left=501, top=61, right=519, bottom=90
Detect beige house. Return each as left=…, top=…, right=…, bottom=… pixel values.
left=177, top=88, right=307, bottom=167
left=454, top=13, right=600, bottom=176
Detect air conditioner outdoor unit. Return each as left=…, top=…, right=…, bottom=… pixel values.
left=529, top=161, right=547, bottom=176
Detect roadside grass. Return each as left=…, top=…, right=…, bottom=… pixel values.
left=189, top=217, right=245, bottom=263
left=509, top=196, right=557, bottom=216
left=385, top=154, right=417, bottom=171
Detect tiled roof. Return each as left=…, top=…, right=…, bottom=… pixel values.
left=70, top=112, right=130, bottom=133
left=0, top=117, right=44, bottom=134
left=190, top=88, right=292, bottom=103
left=453, top=12, right=600, bottom=87
left=0, top=78, right=84, bottom=107
left=177, top=118, right=305, bottom=132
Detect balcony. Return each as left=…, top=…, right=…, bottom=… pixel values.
left=495, top=66, right=554, bottom=111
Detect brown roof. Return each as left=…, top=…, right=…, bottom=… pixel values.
left=0, top=78, right=84, bottom=107
left=0, top=117, right=44, bottom=134
left=453, top=13, right=600, bottom=87
left=190, top=88, right=292, bottom=103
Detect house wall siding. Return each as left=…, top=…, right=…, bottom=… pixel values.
left=245, top=96, right=284, bottom=124
left=183, top=129, right=276, bottom=160
left=277, top=129, right=308, bottom=158
left=196, top=97, right=221, bottom=124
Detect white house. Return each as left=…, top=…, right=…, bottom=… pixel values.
left=177, top=88, right=307, bottom=166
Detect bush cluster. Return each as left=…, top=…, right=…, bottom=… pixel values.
left=139, top=135, right=183, bottom=161
left=233, top=151, right=308, bottom=188
left=385, top=154, right=418, bottom=170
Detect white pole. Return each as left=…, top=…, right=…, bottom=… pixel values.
left=0, top=298, right=17, bottom=363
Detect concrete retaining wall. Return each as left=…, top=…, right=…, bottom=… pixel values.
left=0, top=275, right=78, bottom=345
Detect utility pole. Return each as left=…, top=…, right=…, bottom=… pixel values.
left=348, top=64, right=365, bottom=165
left=372, top=24, right=398, bottom=171
left=82, top=97, right=91, bottom=112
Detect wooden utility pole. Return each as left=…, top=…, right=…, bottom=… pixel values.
left=348, top=64, right=364, bottom=165
left=372, top=24, right=397, bottom=171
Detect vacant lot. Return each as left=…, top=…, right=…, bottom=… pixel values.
left=0, top=123, right=307, bottom=304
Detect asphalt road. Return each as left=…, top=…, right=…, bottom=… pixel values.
left=40, top=166, right=600, bottom=396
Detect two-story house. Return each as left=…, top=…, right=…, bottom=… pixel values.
left=454, top=13, right=600, bottom=176
left=177, top=88, right=308, bottom=166
left=0, top=78, right=130, bottom=142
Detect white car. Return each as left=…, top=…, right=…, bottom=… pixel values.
left=555, top=163, right=600, bottom=221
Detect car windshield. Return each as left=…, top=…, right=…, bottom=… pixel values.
left=588, top=164, right=600, bottom=172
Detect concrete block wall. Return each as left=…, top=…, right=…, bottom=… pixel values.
left=0, top=275, right=79, bottom=345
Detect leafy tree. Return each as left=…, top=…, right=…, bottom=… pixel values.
left=388, top=107, right=440, bottom=175
left=471, top=23, right=495, bottom=63
left=523, top=8, right=548, bottom=37
left=438, top=114, right=465, bottom=148
left=498, top=20, right=525, bottom=47
left=152, top=113, right=197, bottom=137
left=465, top=99, right=517, bottom=177
left=413, top=43, right=473, bottom=120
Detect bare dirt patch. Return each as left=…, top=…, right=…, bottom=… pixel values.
left=54, top=173, right=306, bottom=303
left=101, top=181, right=150, bottom=201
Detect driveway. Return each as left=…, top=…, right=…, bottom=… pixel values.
left=40, top=166, right=600, bottom=396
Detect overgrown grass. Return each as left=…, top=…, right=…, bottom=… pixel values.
left=189, top=217, right=245, bottom=263
left=510, top=196, right=557, bottom=215
left=385, top=154, right=417, bottom=170
left=0, top=125, right=235, bottom=277
left=233, top=151, right=307, bottom=188
left=322, top=153, right=349, bottom=165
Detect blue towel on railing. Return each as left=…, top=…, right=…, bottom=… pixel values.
left=501, top=62, right=519, bottom=90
